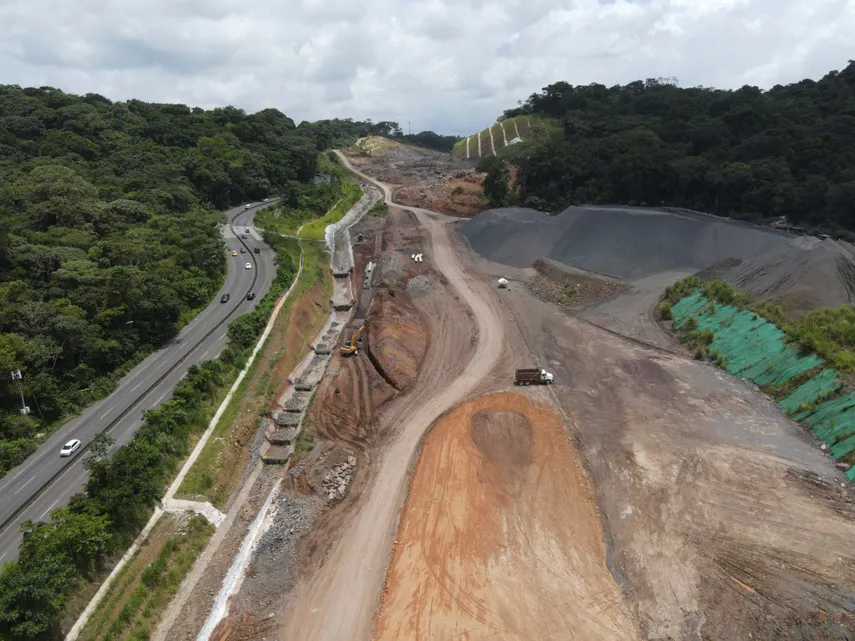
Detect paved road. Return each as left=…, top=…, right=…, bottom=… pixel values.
left=0, top=201, right=278, bottom=565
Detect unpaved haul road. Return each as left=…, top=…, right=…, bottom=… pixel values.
left=277, top=153, right=505, bottom=640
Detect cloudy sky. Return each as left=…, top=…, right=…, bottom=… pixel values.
left=1, top=0, right=853, bottom=135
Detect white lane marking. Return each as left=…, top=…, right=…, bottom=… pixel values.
left=154, top=393, right=166, bottom=406
left=218, top=332, right=227, bottom=342
left=0, top=465, right=32, bottom=493
left=200, top=348, right=211, bottom=360
left=99, top=408, right=111, bottom=420
left=178, top=373, right=187, bottom=381
left=0, top=551, right=6, bottom=562
left=40, top=498, right=60, bottom=519
left=131, top=381, right=144, bottom=392
left=15, top=475, right=36, bottom=495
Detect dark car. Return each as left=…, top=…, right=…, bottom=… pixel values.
left=246, top=292, right=256, bottom=301
left=220, top=293, right=230, bottom=303
left=253, top=247, right=260, bottom=254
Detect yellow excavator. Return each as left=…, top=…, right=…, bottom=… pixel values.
left=340, top=323, right=365, bottom=356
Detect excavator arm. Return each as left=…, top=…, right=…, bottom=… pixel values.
left=340, top=323, right=365, bottom=355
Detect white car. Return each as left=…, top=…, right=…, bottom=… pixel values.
left=245, top=262, right=252, bottom=269
left=60, top=439, right=81, bottom=457
left=244, top=203, right=252, bottom=209
left=262, top=198, right=269, bottom=202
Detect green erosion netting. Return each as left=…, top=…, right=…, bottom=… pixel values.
left=671, top=292, right=855, bottom=468
left=671, top=292, right=823, bottom=385
left=779, top=369, right=843, bottom=413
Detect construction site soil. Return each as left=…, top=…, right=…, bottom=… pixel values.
left=158, top=145, right=855, bottom=641
left=344, top=138, right=485, bottom=217
left=480, top=269, right=855, bottom=641
left=376, top=392, right=639, bottom=641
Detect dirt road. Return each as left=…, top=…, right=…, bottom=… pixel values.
left=376, top=392, right=639, bottom=641
left=486, top=272, right=855, bottom=640
left=276, top=154, right=506, bottom=640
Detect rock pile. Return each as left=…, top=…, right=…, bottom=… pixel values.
left=322, top=456, right=357, bottom=503
left=273, top=411, right=300, bottom=427
left=294, top=378, right=313, bottom=391
left=283, top=393, right=308, bottom=412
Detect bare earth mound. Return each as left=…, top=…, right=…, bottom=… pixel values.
left=367, top=290, right=428, bottom=390
left=460, top=205, right=791, bottom=279
left=375, top=392, right=639, bottom=641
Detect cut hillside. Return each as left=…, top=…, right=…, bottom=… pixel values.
left=451, top=115, right=553, bottom=160
left=459, top=205, right=792, bottom=279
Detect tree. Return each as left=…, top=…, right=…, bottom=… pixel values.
left=478, top=156, right=510, bottom=206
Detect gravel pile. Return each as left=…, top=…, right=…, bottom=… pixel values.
left=460, top=205, right=792, bottom=279
left=406, top=274, right=430, bottom=298
left=239, top=493, right=319, bottom=609
left=273, top=412, right=300, bottom=427
left=283, top=393, right=308, bottom=411
left=723, top=236, right=855, bottom=314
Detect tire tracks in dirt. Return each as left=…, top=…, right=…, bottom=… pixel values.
left=274, top=153, right=505, bottom=641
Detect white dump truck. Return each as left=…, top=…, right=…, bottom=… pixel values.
left=514, top=368, right=554, bottom=385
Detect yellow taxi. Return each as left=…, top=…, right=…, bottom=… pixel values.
left=231, top=250, right=238, bottom=256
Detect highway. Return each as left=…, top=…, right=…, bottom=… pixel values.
left=0, top=201, right=278, bottom=564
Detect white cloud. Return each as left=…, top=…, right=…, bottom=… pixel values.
left=0, top=0, right=853, bottom=135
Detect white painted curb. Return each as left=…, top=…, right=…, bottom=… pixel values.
left=66, top=244, right=306, bottom=641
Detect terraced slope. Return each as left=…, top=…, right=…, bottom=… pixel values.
left=452, top=115, right=547, bottom=159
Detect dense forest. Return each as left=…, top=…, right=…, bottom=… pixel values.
left=484, top=60, right=855, bottom=234
left=0, top=85, right=320, bottom=475
left=302, top=118, right=461, bottom=152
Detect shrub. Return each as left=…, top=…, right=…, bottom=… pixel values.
left=658, top=301, right=672, bottom=320
left=684, top=316, right=699, bottom=331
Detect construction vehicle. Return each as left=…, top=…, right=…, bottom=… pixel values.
left=514, top=367, right=554, bottom=385
left=341, top=323, right=365, bottom=356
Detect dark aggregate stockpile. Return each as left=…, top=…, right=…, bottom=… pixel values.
left=724, top=236, right=855, bottom=315
left=460, top=205, right=791, bottom=279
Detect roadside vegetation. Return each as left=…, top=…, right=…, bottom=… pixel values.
left=477, top=62, right=855, bottom=236
left=177, top=241, right=331, bottom=507
left=254, top=153, right=361, bottom=238
left=367, top=203, right=390, bottom=217
left=297, top=181, right=362, bottom=240
left=0, top=226, right=301, bottom=639
left=0, top=85, right=328, bottom=477
left=76, top=514, right=213, bottom=641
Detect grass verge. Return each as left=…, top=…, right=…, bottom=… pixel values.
left=491, top=123, right=506, bottom=149
left=452, top=139, right=467, bottom=158
left=298, top=181, right=362, bottom=240
left=77, top=514, right=214, bottom=641
left=255, top=152, right=362, bottom=237
left=176, top=242, right=333, bottom=507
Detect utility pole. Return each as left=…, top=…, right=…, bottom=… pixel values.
left=408, top=121, right=411, bottom=136
left=11, top=370, right=30, bottom=416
